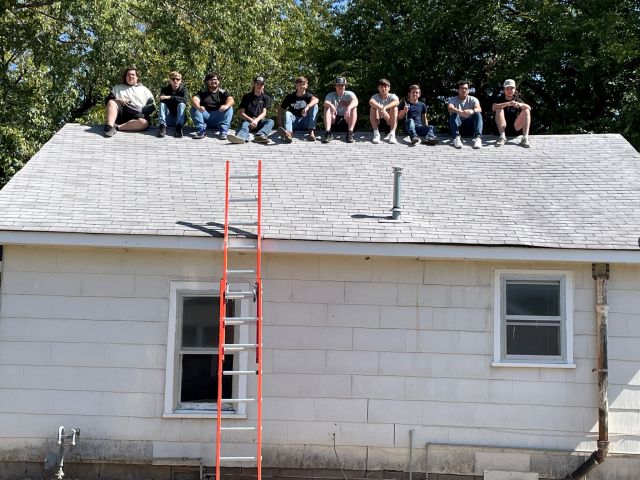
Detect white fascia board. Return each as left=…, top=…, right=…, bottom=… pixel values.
left=1, top=230, right=640, bottom=263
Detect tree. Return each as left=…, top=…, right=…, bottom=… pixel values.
left=1, top=0, right=334, bottom=186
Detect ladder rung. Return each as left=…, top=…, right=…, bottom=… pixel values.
left=222, top=398, right=256, bottom=403
left=227, top=242, right=257, bottom=250
left=220, top=426, right=256, bottom=431
left=223, top=343, right=259, bottom=350
left=225, top=317, right=258, bottom=325
left=219, top=456, right=257, bottom=461
left=226, top=269, right=256, bottom=274
left=226, top=291, right=255, bottom=299
left=223, top=370, right=257, bottom=375
left=229, top=197, right=258, bottom=203
left=229, top=221, right=258, bottom=227
left=229, top=175, right=259, bottom=180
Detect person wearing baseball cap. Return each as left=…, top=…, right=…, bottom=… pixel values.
left=492, top=79, right=532, bottom=148
left=227, top=75, right=275, bottom=144
left=191, top=72, right=234, bottom=140
left=322, top=76, right=359, bottom=143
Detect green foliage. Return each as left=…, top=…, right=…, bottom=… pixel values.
left=1, top=0, right=639, bottom=187
left=1, top=0, right=334, bottom=186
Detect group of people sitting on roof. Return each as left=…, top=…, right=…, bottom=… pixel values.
left=103, top=68, right=532, bottom=148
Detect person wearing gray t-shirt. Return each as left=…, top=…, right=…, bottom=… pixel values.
left=322, top=77, right=359, bottom=143
left=369, top=78, right=400, bottom=144
left=447, top=78, right=483, bottom=149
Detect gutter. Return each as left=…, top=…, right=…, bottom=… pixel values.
left=565, top=263, right=610, bottom=479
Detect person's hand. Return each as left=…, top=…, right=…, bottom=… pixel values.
left=219, top=105, right=229, bottom=112
left=197, top=105, right=205, bottom=112
left=250, top=120, right=258, bottom=128
left=159, top=95, right=170, bottom=101
left=301, top=107, right=308, bottom=117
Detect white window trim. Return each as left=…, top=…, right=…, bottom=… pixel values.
left=164, top=281, right=249, bottom=418
left=492, top=269, right=576, bottom=368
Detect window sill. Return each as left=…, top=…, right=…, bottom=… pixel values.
left=492, top=361, right=576, bottom=369
left=163, top=411, right=247, bottom=419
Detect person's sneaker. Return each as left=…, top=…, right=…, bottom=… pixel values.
left=104, top=125, right=116, bottom=137
left=219, top=131, right=227, bottom=141
left=307, top=130, right=316, bottom=141
left=227, top=134, right=246, bottom=144
left=388, top=132, right=397, bottom=144
left=372, top=131, right=381, bottom=144
left=278, top=127, right=293, bottom=143
left=473, top=137, right=482, bottom=149
left=254, top=133, right=269, bottom=143
left=322, top=131, right=333, bottom=143
left=424, top=135, right=440, bottom=146
left=520, top=137, right=531, bottom=148
left=346, top=131, right=354, bottom=143
left=194, top=128, right=206, bottom=139
left=157, top=125, right=166, bottom=138
left=175, top=124, right=183, bottom=138
left=496, top=136, right=506, bottom=147
left=410, top=135, right=420, bottom=145
left=453, top=136, right=462, bottom=149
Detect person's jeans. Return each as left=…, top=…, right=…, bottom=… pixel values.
left=159, top=102, right=186, bottom=127
left=449, top=112, right=483, bottom=138
left=235, top=118, right=275, bottom=140
left=403, top=118, right=436, bottom=138
left=284, top=105, right=318, bottom=132
left=191, top=107, right=233, bottom=134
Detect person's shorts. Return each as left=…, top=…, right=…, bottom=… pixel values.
left=377, top=118, right=391, bottom=133
left=504, top=110, right=522, bottom=136
left=332, top=115, right=349, bottom=132
left=115, top=103, right=146, bottom=124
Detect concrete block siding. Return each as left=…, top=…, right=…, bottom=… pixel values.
left=1, top=246, right=640, bottom=477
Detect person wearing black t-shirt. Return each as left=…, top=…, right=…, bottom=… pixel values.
left=227, top=76, right=275, bottom=144
left=277, top=76, right=319, bottom=142
left=191, top=72, right=234, bottom=140
left=157, top=71, right=188, bottom=138
left=492, top=79, right=532, bottom=148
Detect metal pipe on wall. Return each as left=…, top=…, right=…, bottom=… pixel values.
left=565, top=263, right=610, bottom=479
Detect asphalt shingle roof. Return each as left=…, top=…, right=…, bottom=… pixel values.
left=0, top=123, right=639, bottom=250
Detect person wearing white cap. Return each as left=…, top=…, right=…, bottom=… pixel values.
left=492, top=79, right=532, bottom=148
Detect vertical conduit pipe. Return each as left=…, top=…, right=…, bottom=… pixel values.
left=565, top=263, right=610, bottom=479
left=392, top=166, right=403, bottom=220
left=408, top=429, right=415, bottom=480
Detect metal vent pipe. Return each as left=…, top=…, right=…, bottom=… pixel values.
left=392, top=166, right=403, bottom=220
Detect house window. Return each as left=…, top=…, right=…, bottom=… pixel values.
left=164, top=282, right=249, bottom=417
left=493, top=270, right=574, bottom=367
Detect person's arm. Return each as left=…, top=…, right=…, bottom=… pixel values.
left=398, top=102, right=407, bottom=120
left=192, top=93, right=205, bottom=112
left=348, top=93, right=359, bottom=110
left=447, top=99, right=461, bottom=114
left=302, top=95, right=319, bottom=116
left=472, top=97, right=482, bottom=113
left=323, top=95, right=336, bottom=113
left=220, top=93, right=234, bottom=112
left=422, top=106, right=429, bottom=126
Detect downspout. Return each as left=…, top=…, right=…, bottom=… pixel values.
left=565, top=263, right=610, bottom=480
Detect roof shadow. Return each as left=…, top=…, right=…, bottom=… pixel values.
left=351, top=213, right=393, bottom=220
left=176, top=221, right=258, bottom=239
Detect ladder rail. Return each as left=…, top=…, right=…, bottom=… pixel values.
left=256, top=160, right=263, bottom=480
left=216, top=160, right=262, bottom=480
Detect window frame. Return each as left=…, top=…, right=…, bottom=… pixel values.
left=493, top=269, right=575, bottom=368
left=164, top=281, right=250, bottom=418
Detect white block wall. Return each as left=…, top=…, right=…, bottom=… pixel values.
left=1, top=246, right=640, bottom=469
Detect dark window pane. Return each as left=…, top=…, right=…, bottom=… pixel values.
left=506, top=324, right=560, bottom=356
left=180, top=354, right=233, bottom=402
left=506, top=282, right=560, bottom=316
left=182, top=297, right=220, bottom=348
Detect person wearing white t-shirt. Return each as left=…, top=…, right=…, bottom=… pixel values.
left=104, top=68, right=155, bottom=137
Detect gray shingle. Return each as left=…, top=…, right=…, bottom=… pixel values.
left=0, top=124, right=639, bottom=250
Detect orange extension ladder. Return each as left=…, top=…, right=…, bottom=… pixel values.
left=215, top=160, right=263, bottom=480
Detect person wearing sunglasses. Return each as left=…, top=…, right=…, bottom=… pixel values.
left=157, top=71, right=188, bottom=138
